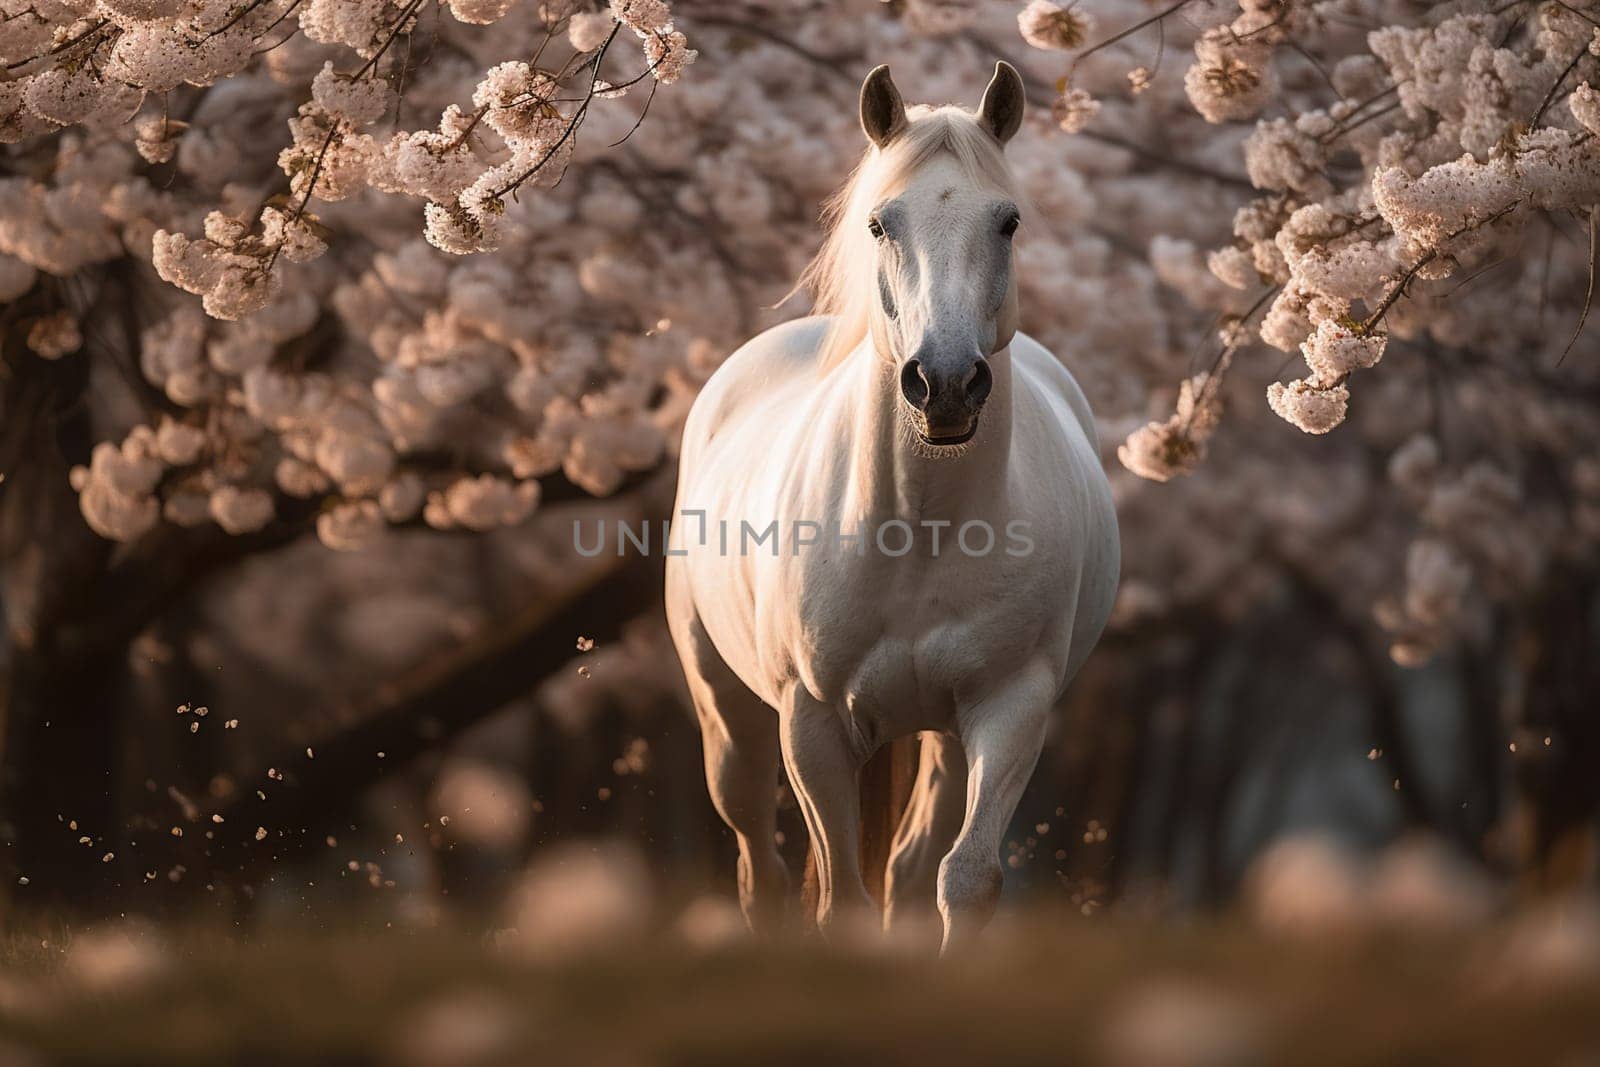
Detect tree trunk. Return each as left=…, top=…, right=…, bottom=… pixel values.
left=0, top=649, right=128, bottom=914
left=0, top=281, right=126, bottom=918
left=1512, top=572, right=1600, bottom=892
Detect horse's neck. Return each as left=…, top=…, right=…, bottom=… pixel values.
left=843, top=341, right=1013, bottom=524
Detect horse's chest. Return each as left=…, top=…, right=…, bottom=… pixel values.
left=833, top=626, right=976, bottom=739
left=772, top=549, right=1054, bottom=736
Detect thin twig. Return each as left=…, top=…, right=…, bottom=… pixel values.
left=1528, top=40, right=1593, bottom=129
left=248, top=0, right=306, bottom=56
left=1315, top=82, right=1401, bottom=145
left=608, top=77, right=660, bottom=148
left=1152, top=15, right=1166, bottom=81
left=1557, top=205, right=1598, bottom=366
left=1550, top=0, right=1600, bottom=30
left=1066, top=0, right=1194, bottom=85
left=351, top=0, right=427, bottom=79
left=489, top=22, right=623, bottom=199
left=1358, top=200, right=1522, bottom=336
left=260, top=122, right=340, bottom=274
left=1179, top=285, right=1278, bottom=436
left=1439, top=257, right=1510, bottom=299
left=288, top=126, right=339, bottom=224
left=392, top=8, right=417, bottom=126
left=965, top=31, right=1255, bottom=187
left=1080, top=129, right=1255, bottom=188
left=4, top=16, right=108, bottom=70
left=1318, top=98, right=1402, bottom=145
left=203, top=0, right=279, bottom=39
left=1287, top=39, right=1338, bottom=94
left=691, top=14, right=855, bottom=81
left=1536, top=215, right=1556, bottom=334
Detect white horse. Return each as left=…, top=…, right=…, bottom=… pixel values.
left=666, top=62, right=1120, bottom=951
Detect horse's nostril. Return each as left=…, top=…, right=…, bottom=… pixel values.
left=967, top=359, right=993, bottom=405
left=900, top=359, right=931, bottom=410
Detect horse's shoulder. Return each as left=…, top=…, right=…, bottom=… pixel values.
left=717, top=316, right=831, bottom=380
left=682, top=316, right=832, bottom=456
left=1010, top=332, right=1098, bottom=444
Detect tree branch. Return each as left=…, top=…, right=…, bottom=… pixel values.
left=203, top=529, right=667, bottom=879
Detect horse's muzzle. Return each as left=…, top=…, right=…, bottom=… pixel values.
left=918, top=419, right=979, bottom=447
left=901, top=355, right=990, bottom=446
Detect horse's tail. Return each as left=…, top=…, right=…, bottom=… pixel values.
left=861, top=735, right=919, bottom=906
left=802, top=735, right=920, bottom=923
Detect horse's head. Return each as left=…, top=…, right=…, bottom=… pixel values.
left=856, top=62, right=1025, bottom=447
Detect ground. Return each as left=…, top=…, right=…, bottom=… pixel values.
left=1, top=906, right=1597, bottom=1066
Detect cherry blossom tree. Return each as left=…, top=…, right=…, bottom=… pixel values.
left=1021, top=0, right=1600, bottom=884
left=1023, top=0, right=1600, bottom=669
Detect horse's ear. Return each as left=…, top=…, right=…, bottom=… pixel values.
left=978, top=61, right=1025, bottom=146
left=860, top=65, right=907, bottom=148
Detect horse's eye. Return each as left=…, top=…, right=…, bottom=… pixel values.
left=867, top=217, right=885, bottom=239
left=1000, top=213, right=1020, bottom=238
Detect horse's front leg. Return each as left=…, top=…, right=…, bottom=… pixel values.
left=938, top=664, right=1054, bottom=953
left=778, top=686, right=875, bottom=936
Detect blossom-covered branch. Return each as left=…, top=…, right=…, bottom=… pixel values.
left=1019, top=0, right=1600, bottom=664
